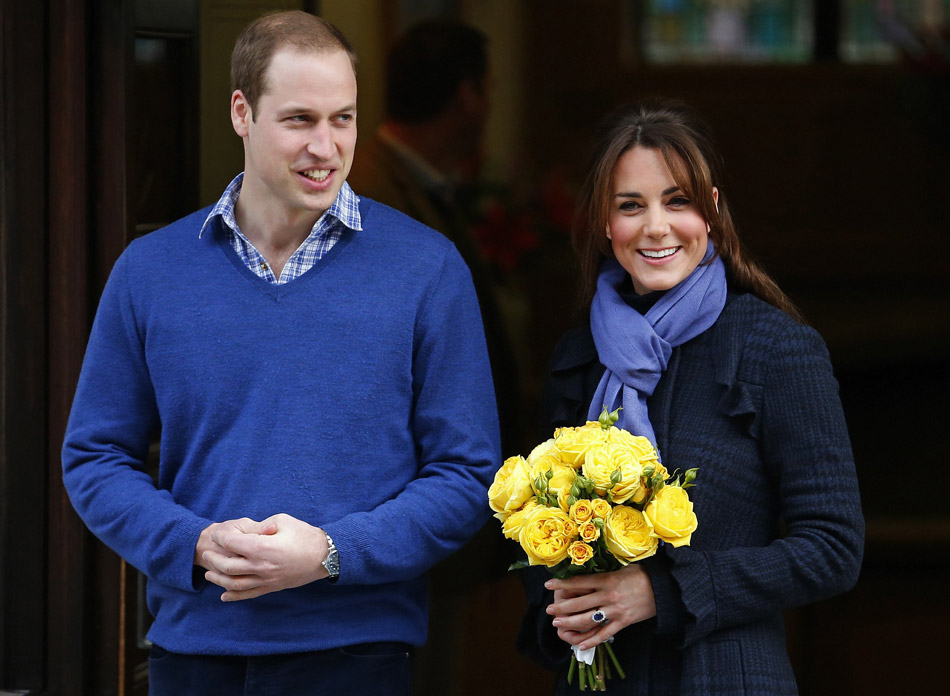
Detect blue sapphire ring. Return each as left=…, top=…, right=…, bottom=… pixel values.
left=591, top=609, right=608, bottom=624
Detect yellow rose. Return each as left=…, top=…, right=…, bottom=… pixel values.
left=568, top=541, right=595, bottom=566
left=610, top=431, right=663, bottom=504
left=529, top=459, right=576, bottom=511
left=569, top=499, right=594, bottom=524
left=630, top=458, right=669, bottom=505
left=519, top=506, right=576, bottom=567
left=488, top=455, right=534, bottom=515
left=580, top=444, right=610, bottom=492
left=555, top=422, right=607, bottom=468
left=562, top=518, right=579, bottom=538
left=526, top=438, right=560, bottom=466
left=609, top=447, right=647, bottom=503
left=500, top=500, right=539, bottom=540
left=582, top=444, right=643, bottom=503
left=644, top=485, right=697, bottom=547
left=578, top=521, right=600, bottom=543
left=606, top=428, right=654, bottom=456
left=628, top=487, right=650, bottom=506
left=604, top=505, right=659, bottom=565
left=590, top=498, right=611, bottom=520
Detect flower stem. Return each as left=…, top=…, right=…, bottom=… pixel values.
left=595, top=646, right=606, bottom=690
left=567, top=655, right=576, bottom=685
left=604, top=640, right=626, bottom=679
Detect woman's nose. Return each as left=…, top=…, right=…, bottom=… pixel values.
left=643, top=208, right=669, bottom=237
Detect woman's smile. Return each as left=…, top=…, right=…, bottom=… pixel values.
left=637, top=246, right=681, bottom=261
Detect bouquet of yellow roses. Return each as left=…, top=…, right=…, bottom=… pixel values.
left=487, top=408, right=698, bottom=691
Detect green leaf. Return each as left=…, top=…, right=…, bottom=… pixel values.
left=507, top=559, right=530, bottom=572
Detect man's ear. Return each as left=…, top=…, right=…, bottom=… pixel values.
left=231, top=90, right=252, bottom=137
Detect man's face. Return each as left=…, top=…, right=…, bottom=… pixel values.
left=232, top=48, right=357, bottom=224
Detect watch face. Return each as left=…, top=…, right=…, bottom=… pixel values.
left=322, top=534, right=339, bottom=576
left=323, top=550, right=340, bottom=576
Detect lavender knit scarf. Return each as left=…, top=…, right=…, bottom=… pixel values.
left=588, top=241, right=727, bottom=449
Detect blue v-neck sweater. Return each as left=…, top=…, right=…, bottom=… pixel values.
left=62, top=197, right=501, bottom=655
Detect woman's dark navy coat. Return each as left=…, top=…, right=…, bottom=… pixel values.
left=518, top=292, right=865, bottom=695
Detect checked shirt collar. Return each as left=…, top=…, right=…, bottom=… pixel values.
left=199, top=172, right=362, bottom=284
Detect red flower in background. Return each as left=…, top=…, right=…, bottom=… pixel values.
left=469, top=167, right=576, bottom=277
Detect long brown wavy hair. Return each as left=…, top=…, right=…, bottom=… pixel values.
left=574, top=98, right=803, bottom=323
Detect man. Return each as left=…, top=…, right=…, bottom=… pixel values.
left=61, top=11, right=499, bottom=695
left=348, top=19, right=520, bottom=453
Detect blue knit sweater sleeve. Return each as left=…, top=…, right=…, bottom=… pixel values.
left=61, top=247, right=213, bottom=592
left=666, top=313, right=865, bottom=645
left=321, top=246, right=501, bottom=585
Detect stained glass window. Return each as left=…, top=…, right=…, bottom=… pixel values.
left=841, top=0, right=950, bottom=63
left=641, top=0, right=814, bottom=64
left=635, top=0, right=950, bottom=64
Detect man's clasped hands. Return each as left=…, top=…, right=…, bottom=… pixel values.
left=194, top=513, right=332, bottom=601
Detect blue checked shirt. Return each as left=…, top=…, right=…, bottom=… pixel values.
left=199, top=173, right=362, bottom=284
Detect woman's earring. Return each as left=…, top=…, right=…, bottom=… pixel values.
left=605, top=226, right=612, bottom=239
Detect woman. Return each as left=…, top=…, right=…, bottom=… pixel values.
left=517, top=99, right=864, bottom=694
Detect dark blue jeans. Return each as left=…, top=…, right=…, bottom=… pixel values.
left=148, top=642, right=412, bottom=696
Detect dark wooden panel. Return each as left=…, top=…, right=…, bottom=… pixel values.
left=0, top=0, right=49, bottom=687
left=131, top=32, right=200, bottom=233
left=95, top=1, right=135, bottom=284
left=46, top=0, right=94, bottom=691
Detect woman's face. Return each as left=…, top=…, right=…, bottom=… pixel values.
left=606, top=146, right=717, bottom=295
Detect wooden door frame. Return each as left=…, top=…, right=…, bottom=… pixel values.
left=2, top=0, right=132, bottom=693
left=1, top=0, right=50, bottom=685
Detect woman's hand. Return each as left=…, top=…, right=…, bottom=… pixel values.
left=545, top=564, right=656, bottom=650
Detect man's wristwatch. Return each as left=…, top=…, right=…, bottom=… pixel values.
left=322, top=533, right=340, bottom=583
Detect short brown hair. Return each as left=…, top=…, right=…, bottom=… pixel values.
left=230, top=10, right=357, bottom=118
left=574, top=98, right=803, bottom=322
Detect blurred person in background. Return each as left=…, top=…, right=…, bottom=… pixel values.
left=349, top=19, right=523, bottom=696
left=349, top=18, right=521, bottom=454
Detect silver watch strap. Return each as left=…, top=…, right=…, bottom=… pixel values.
left=322, top=532, right=340, bottom=582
